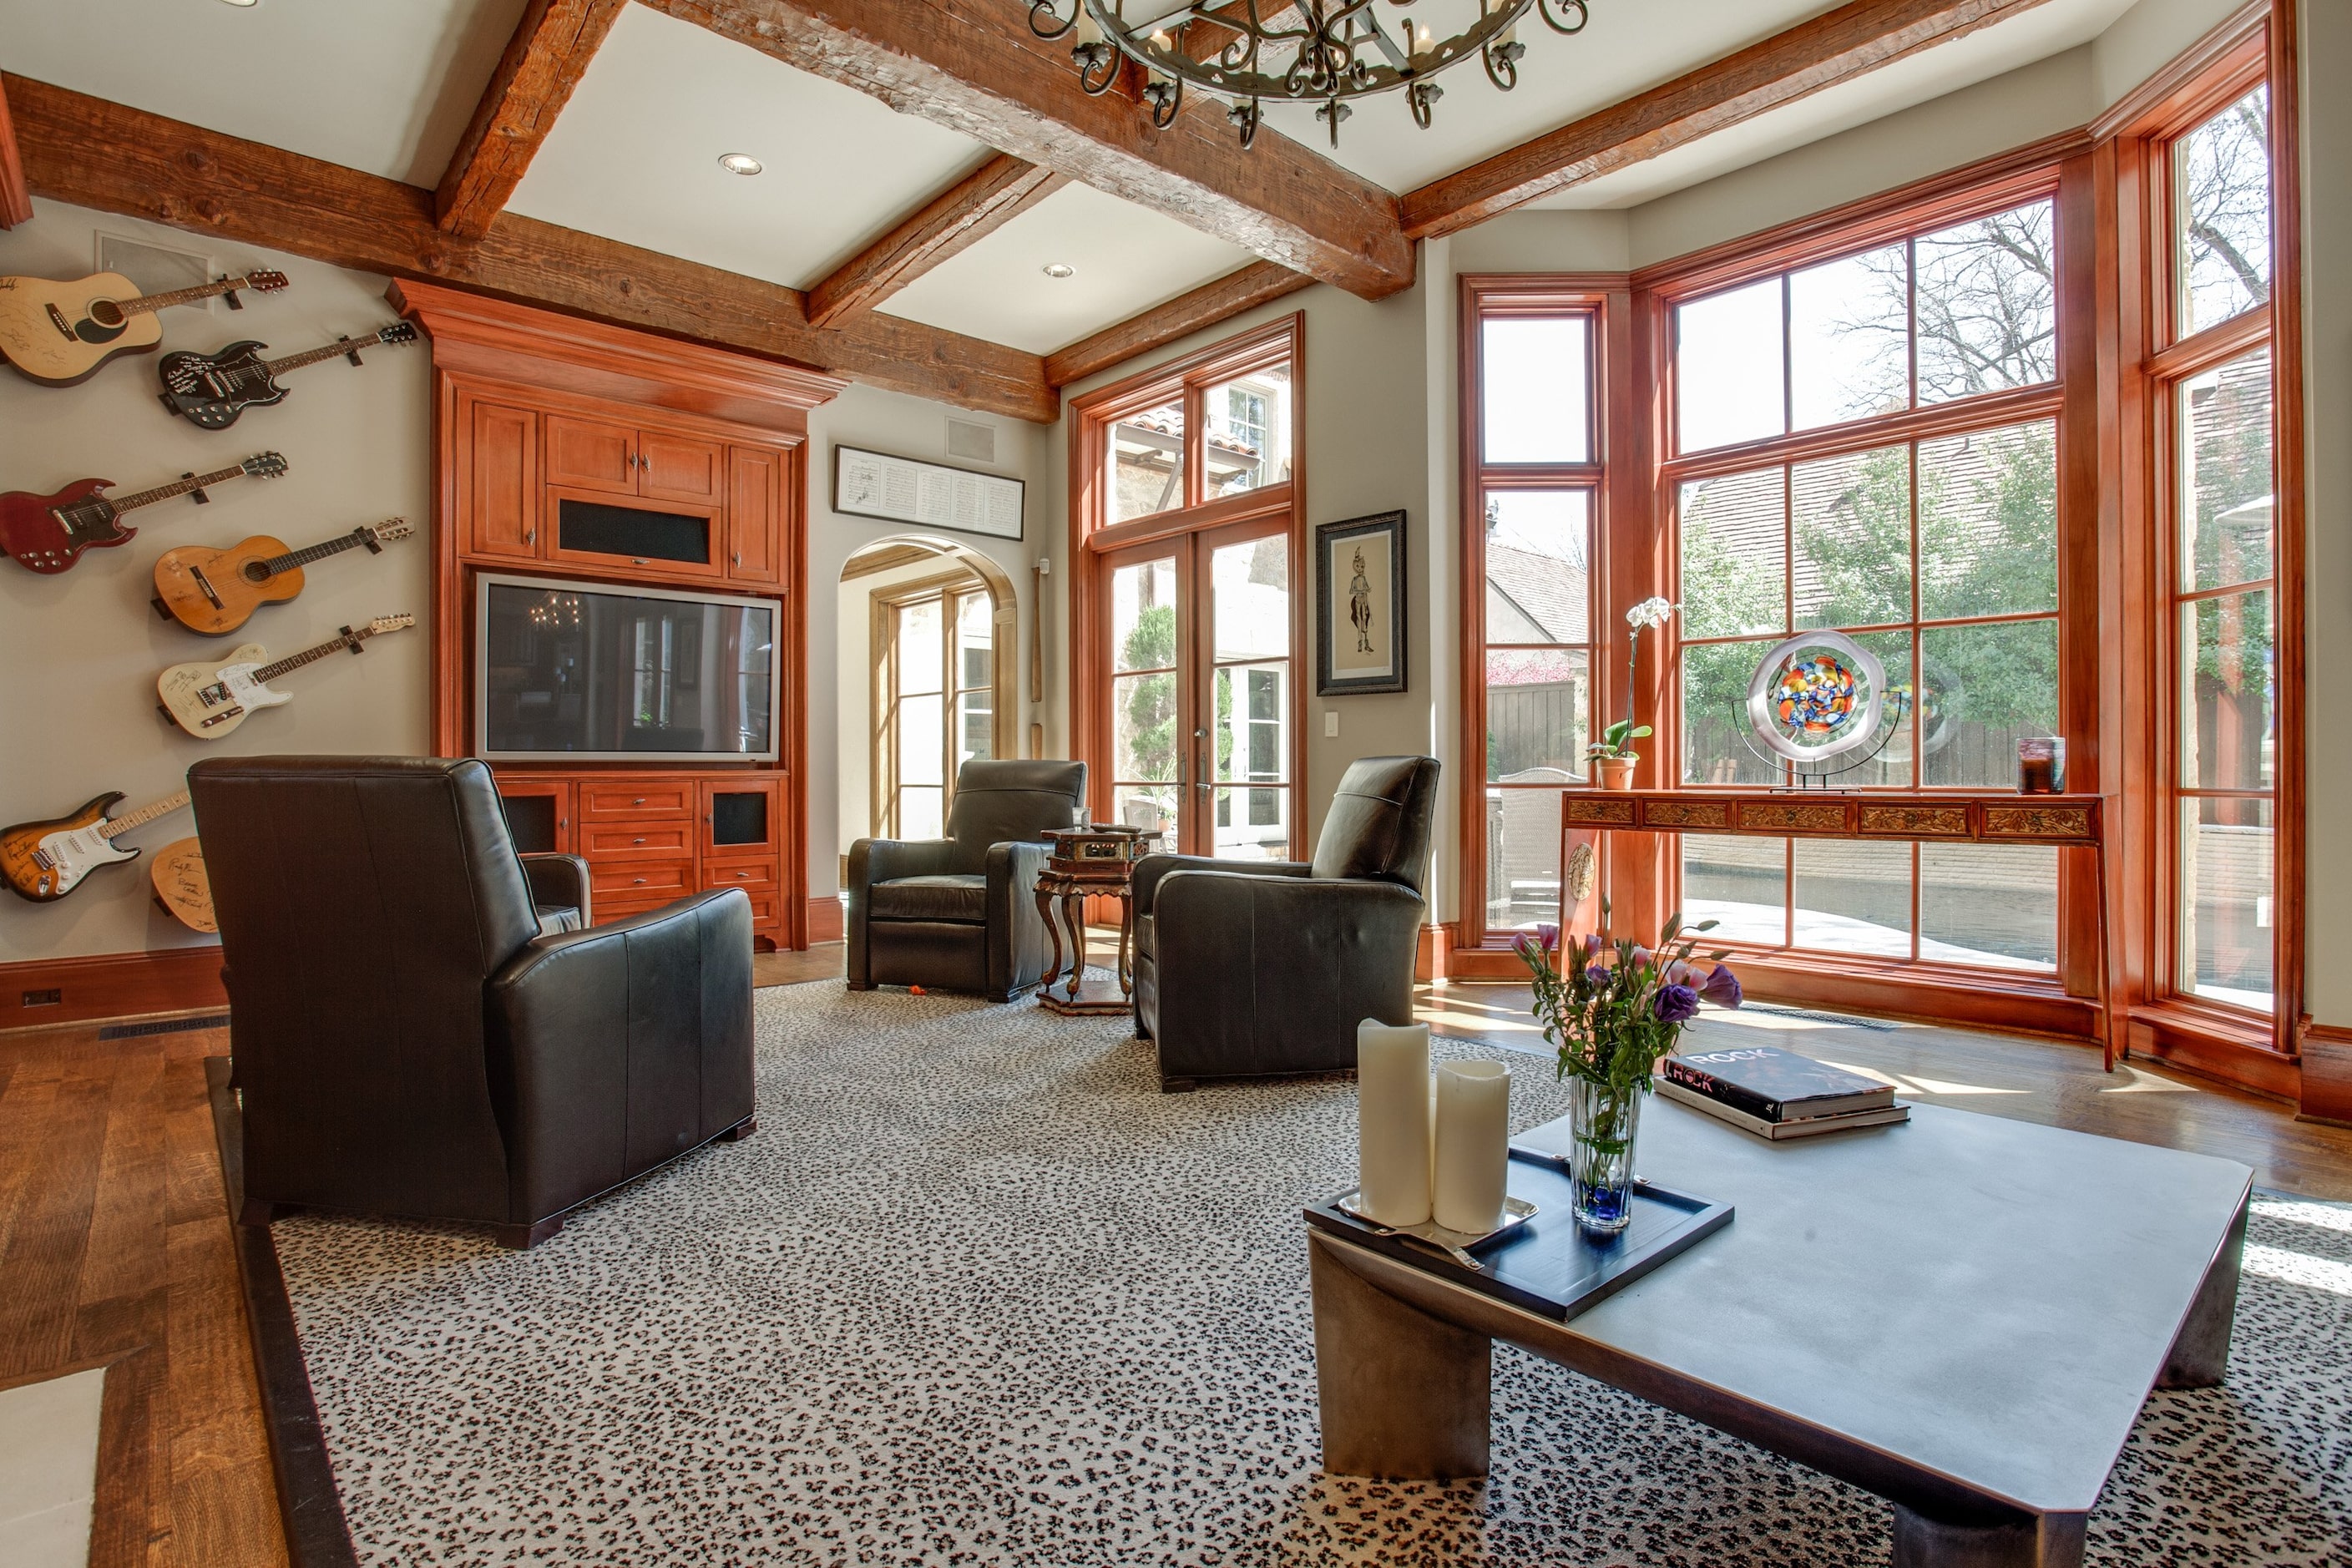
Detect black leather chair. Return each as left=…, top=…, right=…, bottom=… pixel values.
left=1133, top=755, right=1440, bottom=1090
left=845, top=759, right=1087, bottom=1001
left=190, top=756, right=756, bottom=1248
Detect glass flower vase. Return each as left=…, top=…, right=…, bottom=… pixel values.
left=1568, top=1078, right=1643, bottom=1235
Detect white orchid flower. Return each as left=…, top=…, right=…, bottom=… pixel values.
left=1625, top=597, right=1679, bottom=631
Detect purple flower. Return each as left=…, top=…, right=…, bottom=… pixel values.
left=1582, top=932, right=1605, bottom=959
left=1584, top=965, right=1614, bottom=989
left=1512, top=933, right=1539, bottom=964
left=1535, top=923, right=1560, bottom=953
left=1652, top=984, right=1700, bottom=1024
left=1700, top=964, right=1743, bottom=1009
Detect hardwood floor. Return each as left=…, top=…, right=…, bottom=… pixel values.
left=5, top=951, right=2346, bottom=1566
left=1419, top=980, right=2352, bottom=1201
left=0, top=1014, right=287, bottom=1568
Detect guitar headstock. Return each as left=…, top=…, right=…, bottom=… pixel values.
left=246, top=271, right=292, bottom=294
left=241, top=453, right=290, bottom=480
left=367, top=614, right=417, bottom=637
left=366, top=518, right=417, bottom=544
left=379, top=321, right=421, bottom=348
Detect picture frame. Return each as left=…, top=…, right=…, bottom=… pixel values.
left=1316, top=510, right=1408, bottom=695
left=832, top=444, right=1024, bottom=541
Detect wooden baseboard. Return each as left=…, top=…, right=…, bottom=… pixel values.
left=1415, top=922, right=1454, bottom=984
left=1, top=946, right=227, bottom=1030
left=2127, top=1012, right=2302, bottom=1103
left=2299, top=1021, right=2352, bottom=1125
left=806, top=895, right=844, bottom=945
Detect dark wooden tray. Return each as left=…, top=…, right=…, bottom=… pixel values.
left=1303, top=1145, right=1734, bottom=1322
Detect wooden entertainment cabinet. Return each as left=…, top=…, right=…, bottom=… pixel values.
left=395, top=281, right=847, bottom=949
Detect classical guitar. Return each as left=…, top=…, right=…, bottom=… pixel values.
left=152, top=517, right=415, bottom=635
left=150, top=837, right=218, bottom=933
left=0, top=270, right=291, bottom=387
left=0, top=789, right=192, bottom=903
left=159, top=321, right=420, bottom=429
left=0, top=452, right=291, bottom=575
left=158, top=614, right=416, bottom=740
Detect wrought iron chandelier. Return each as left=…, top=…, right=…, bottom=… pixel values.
left=1026, top=0, right=1591, bottom=148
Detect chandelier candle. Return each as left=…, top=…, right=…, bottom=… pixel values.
left=1355, top=1019, right=1434, bottom=1227
left=1433, top=1060, right=1511, bottom=1234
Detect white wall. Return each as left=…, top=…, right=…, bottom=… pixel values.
left=0, top=199, right=433, bottom=964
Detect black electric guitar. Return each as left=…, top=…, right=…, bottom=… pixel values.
left=158, top=321, right=420, bottom=429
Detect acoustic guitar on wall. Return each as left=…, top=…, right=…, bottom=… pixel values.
left=159, top=321, right=420, bottom=429
left=0, top=452, right=291, bottom=575
left=152, top=518, right=414, bottom=635
left=1, top=788, right=192, bottom=903
left=150, top=837, right=217, bottom=933
left=0, top=270, right=291, bottom=387
left=158, top=614, right=415, bottom=740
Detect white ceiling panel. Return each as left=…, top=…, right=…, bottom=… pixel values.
left=877, top=184, right=1257, bottom=356
left=0, top=0, right=526, bottom=185
left=504, top=3, right=994, bottom=291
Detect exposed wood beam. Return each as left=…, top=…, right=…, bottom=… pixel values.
left=640, top=0, right=1413, bottom=301
left=0, top=74, right=31, bottom=230
left=807, top=154, right=1067, bottom=329
left=1399, top=0, right=2060, bottom=241
left=4, top=74, right=1054, bottom=422
left=437, top=0, right=627, bottom=239
left=1044, top=260, right=1310, bottom=387
left=1183, top=3, right=1302, bottom=62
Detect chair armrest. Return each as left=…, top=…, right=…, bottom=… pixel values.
left=518, top=853, right=591, bottom=922
left=985, top=838, right=1053, bottom=905
left=985, top=840, right=1057, bottom=998
left=846, top=837, right=958, bottom=895
left=1132, top=852, right=1308, bottom=914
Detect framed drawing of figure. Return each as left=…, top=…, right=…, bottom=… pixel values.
left=1316, top=510, right=1407, bottom=695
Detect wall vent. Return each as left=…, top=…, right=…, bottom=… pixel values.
left=946, top=418, right=996, bottom=464
left=21, top=988, right=62, bottom=1008
left=96, top=234, right=215, bottom=310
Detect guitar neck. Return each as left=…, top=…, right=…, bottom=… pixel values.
left=262, top=331, right=387, bottom=378
left=116, top=275, right=267, bottom=318
left=107, top=465, right=254, bottom=514
left=99, top=789, right=192, bottom=842
left=255, top=625, right=379, bottom=683
left=260, top=529, right=375, bottom=576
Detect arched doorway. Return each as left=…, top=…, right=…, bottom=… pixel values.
left=835, top=536, right=1020, bottom=857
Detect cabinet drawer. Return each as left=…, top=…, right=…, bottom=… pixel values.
left=582, top=821, right=695, bottom=859
left=739, top=888, right=781, bottom=932
left=593, top=893, right=673, bottom=927
left=701, top=857, right=778, bottom=893
left=579, top=780, right=696, bottom=822
left=591, top=858, right=695, bottom=899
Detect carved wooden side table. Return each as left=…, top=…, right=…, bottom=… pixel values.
left=1034, top=824, right=1160, bottom=1016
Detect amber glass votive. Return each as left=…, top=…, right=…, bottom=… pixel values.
left=2017, top=736, right=2065, bottom=794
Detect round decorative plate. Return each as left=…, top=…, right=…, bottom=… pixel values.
left=1744, top=631, right=1886, bottom=762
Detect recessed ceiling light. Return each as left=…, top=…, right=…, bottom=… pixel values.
left=718, top=153, right=764, bottom=176
left=216, top=0, right=260, bottom=8
left=1042, top=263, right=1076, bottom=280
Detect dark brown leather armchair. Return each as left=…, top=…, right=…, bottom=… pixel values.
left=846, top=758, right=1086, bottom=1001
left=1133, top=755, right=1440, bottom=1090
left=190, top=756, right=756, bottom=1248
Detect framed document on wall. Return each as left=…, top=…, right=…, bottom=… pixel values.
left=833, top=445, right=1024, bottom=540
left=1317, top=510, right=1407, bottom=695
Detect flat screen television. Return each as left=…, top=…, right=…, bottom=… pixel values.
left=476, top=573, right=780, bottom=762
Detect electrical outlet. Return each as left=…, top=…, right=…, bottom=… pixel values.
left=1323, top=711, right=1338, bottom=738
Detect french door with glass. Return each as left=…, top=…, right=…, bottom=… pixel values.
left=1101, top=517, right=1293, bottom=858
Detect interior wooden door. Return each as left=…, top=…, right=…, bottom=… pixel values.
left=1191, top=516, right=1295, bottom=862
left=1100, top=540, right=1194, bottom=852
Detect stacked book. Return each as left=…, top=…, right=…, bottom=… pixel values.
left=1659, top=1044, right=1909, bottom=1140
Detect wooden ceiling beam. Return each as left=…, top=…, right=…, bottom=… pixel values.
left=640, top=0, right=1414, bottom=301
left=1399, top=0, right=2060, bottom=241
left=1044, top=259, right=1311, bottom=387
left=807, top=154, right=1068, bottom=329
left=3, top=74, right=1055, bottom=423
left=0, top=74, right=31, bottom=230
left=437, top=0, right=627, bottom=239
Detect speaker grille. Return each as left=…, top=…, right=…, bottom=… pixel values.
left=97, top=235, right=215, bottom=307
left=946, top=418, right=996, bottom=464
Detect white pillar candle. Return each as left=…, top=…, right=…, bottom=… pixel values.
left=1433, top=1060, right=1511, bottom=1235
left=1355, top=1019, right=1432, bottom=1227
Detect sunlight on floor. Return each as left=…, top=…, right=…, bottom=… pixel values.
left=1818, top=1059, right=2029, bottom=1097
left=2242, top=1242, right=2352, bottom=1297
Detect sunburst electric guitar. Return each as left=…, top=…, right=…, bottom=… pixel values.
left=1, top=789, right=193, bottom=903
left=152, top=518, right=414, bottom=635
left=0, top=452, right=291, bottom=575
left=0, top=270, right=291, bottom=387
left=158, top=321, right=419, bottom=429
left=158, top=614, right=416, bottom=740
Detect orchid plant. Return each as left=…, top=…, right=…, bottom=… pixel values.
left=1513, top=900, right=1743, bottom=1098
left=1588, top=596, right=1679, bottom=764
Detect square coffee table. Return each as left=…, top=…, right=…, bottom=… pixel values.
left=1308, top=1097, right=2250, bottom=1568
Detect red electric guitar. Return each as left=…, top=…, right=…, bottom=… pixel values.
left=0, top=453, right=290, bottom=574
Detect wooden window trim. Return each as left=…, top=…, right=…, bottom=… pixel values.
left=868, top=567, right=1004, bottom=839
left=1067, top=315, right=1307, bottom=852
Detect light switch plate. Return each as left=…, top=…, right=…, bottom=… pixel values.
left=1324, top=711, right=1339, bottom=737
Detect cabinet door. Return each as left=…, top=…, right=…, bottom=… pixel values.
left=640, top=432, right=726, bottom=506
left=495, top=779, right=572, bottom=854
left=544, top=414, right=639, bottom=494
left=460, top=397, right=540, bottom=560
left=725, top=445, right=782, bottom=584
left=701, top=777, right=781, bottom=857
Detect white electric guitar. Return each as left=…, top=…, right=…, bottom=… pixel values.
left=157, top=614, right=414, bottom=740
left=1, top=789, right=192, bottom=903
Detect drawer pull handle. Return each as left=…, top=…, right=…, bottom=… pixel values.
left=632, top=797, right=646, bottom=806
left=634, top=878, right=647, bottom=885
left=633, top=837, right=645, bottom=845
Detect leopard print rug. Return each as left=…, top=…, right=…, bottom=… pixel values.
left=274, top=981, right=2352, bottom=1565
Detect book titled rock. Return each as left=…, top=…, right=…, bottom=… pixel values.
left=1663, top=1044, right=1894, bottom=1123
